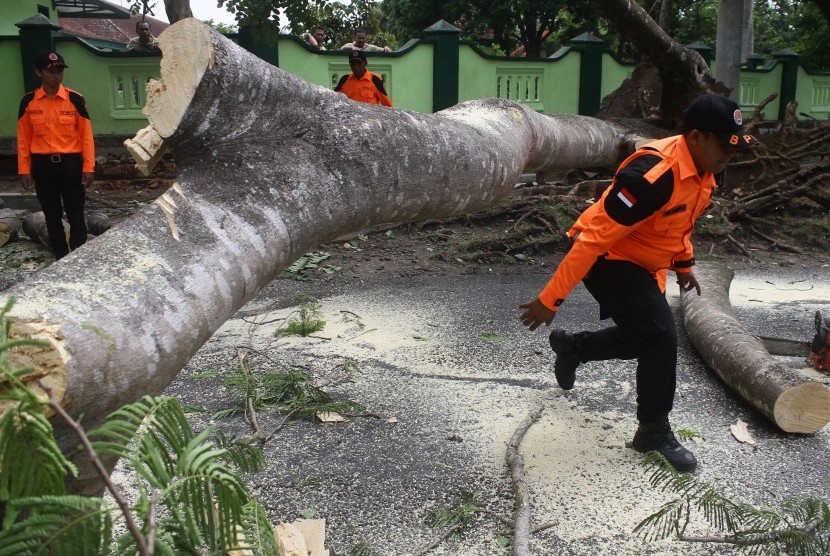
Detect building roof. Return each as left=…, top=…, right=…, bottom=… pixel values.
left=59, top=12, right=169, bottom=45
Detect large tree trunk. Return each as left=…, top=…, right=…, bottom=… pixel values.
left=163, top=0, right=193, bottom=24
left=716, top=0, right=745, bottom=99
left=0, top=18, right=641, bottom=496
left=589, top=0, right=717, bottom=123
left=681, top=263, right=830, bottom=434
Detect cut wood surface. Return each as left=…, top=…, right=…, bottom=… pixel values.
left=0, top=208, right=21, bottom=246
left=681, top=262, right=830, bottom=433
left=0, top=18, right=641, bottom=496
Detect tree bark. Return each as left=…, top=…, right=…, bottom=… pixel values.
left=0, top=208, right=21, bottom=247
left=0, top=18, right=641, bottom=496
left=681, top=262, right=830, bottom=434
left=589, top=0, right=716, bottom=123
left=163, top=0, right=193, bottom=24
left=716, top=0, right=744, bottom=99
left=21, top=211, right=67, bottom=247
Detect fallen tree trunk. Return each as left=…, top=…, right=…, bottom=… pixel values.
left=21, top=211, right=68, bottom=247
left=0, top=208, right=21, bottom=247
left=681, top=262, right=830, bottom=433
left=0, top=19, right=642, bottom=496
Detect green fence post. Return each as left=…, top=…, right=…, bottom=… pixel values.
left=422, top=20, right=460, bottom=113
left=16, top=13, right=61, bottom=94
left=569, top=33, right=604, bottom=116
left=773, top=48, right=799, bottom=121
left=237, top=26, right=279, bottom=67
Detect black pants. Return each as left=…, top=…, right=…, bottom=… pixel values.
left=31, top=154, right=87, bottom=259
left=576, top=257, right=677, bottom=425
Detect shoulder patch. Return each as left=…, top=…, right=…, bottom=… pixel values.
left=371, top=74, right=388, bottom=95
left=604, top=154, right=675, bottom=226
left=67, top=90, right=90, bottom=119
left=18, top=92, right=35, bottom=120
left=334, top=74, right=349, bottom=92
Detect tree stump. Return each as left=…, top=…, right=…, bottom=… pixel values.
left=681, top=262, right=830, bottom=433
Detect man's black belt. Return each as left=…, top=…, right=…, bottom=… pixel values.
left=32, top=153, right=81, bottom=163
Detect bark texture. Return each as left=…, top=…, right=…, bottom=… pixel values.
left=681, top=263, right=830, bottom=433
left=0, top=19, right=641, bottom=495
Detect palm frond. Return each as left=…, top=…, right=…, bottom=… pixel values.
left=633, top=498, right=684, bottom=542
left=0, top=495, right=112, bottom=556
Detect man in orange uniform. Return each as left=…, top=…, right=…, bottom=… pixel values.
left=334, top=50, right=393, bottom=107
left=18, top=52, right=95, bottom=260
left=519, top=94, right=758, bottom=472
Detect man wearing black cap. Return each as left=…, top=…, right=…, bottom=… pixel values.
left=17, top=52, right=95, bottom=260
left=334, top=50, right=393, bottom=107
left=518, top=94, right=758, bottom=473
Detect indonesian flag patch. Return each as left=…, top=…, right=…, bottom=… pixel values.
left=616, top=188, right=636, bottom=208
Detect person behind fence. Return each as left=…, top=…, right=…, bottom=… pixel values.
left=340, top=28, right=391, bottom=53
left=17, top=52, right=95, bottom=260
left=127, top=20, right=161, bottom=52
left=334, top=50, right=393, bottom=107
left=304, top=25, right=327, bottom=50
left=518, top=94, right=759, bottom=473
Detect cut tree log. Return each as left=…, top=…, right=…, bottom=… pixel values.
left=86, top=211, right=111, bottom=236
left=21, top=211, right=68, bottom=247
left=0, top=208, right=21, bottom=247
left=681, top=262, right=830, bottom=433
left=0, top=18, right=641, bottom=496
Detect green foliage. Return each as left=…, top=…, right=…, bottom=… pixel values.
left=480, top=332, right=507, bottom=342
left=276, top=293, right=326, bottom=337
left=281, top=251, right=333, bottom=281
left=426, top=490, right=479, bottom=535
left=674, top=427, right=701, bottom=442
left=636, top=452, right=830, bottom=554
left=0, top=296, right=274, bottom=554
left=219, top=366, right=363, bottom=421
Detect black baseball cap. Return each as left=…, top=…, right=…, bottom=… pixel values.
left=681, top=94, right=759, bottom=149
left=35, top=52, right=68, bottom=70
left=349, top=49, right=366, bottom=61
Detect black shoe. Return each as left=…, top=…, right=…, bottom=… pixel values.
left=549, top=330, right=580, bottom=390
left=632, top=427, right=698, bottom=473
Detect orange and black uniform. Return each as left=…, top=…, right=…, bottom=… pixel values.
left=18, top=84, right=94, bottom=258
left=538, top=134, right=716, bottom=425
left=334, top=71, right=393, bottom=107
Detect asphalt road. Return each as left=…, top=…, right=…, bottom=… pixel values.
left=162, top=261, right=830, bottom=555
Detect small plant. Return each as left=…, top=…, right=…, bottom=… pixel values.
left=276, top=293, right=326, bottom=337
left=426, top=491, right=480, bottom=539
left=635, top=452, right=830, bottom=554
left=674, top=427, right=701, bottom=442
left=481, top=332, right=507, bottom=342
left=216, top=366, right=363, bottom=422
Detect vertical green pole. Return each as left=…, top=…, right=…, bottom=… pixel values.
left=422, top=20, right=460, bottom=113
left=16, top=14, right=62, bottom=94
left=774, top=48, right=799, bottom=121
left=569, top=33, right=604, bottom=116
left=237, top=26, right=279, bottom=67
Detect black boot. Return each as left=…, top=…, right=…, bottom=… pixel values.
left=549, top=330, right=581, bottom=390
left=632, top=422, right=697, bottom=473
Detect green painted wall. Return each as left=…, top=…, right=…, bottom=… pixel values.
left=278, top=38, right=434, bottom=113
left=795, top=66, right=830, bottom=120
left=458, top=45, right=581, bottom=115
left=738, top=65, right=782, bottom=117
left=601, top=53, right=632, bottom=100
left=1, top=41, right=24, bottom=135
left=1, top=0, right=55, bottom=36
left=52, top=40, right=157, bottom=136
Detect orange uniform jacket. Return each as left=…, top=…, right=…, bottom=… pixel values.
left=17, top=84, right=95, bottom=174
left=538, top=135, right=716, bottom=311
left=334, top=71, right=393, bottom=107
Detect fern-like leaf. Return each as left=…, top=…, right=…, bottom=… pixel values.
left=213, top=430, right=265, bottom=473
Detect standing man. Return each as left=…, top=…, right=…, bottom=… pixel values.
left=127, top=20, right=161, bottom=52
left=18, top=52, right=95, bottom=260
left=519, top=94, right=758, bottom=473
left=334, top=50, right=393, bottom=107
left=340, top=28, right=391, bottom=53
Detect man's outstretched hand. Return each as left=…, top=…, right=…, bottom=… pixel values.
left=519, top=297, right=556, bottom=331
left=677, top=271, right=701, bottom=296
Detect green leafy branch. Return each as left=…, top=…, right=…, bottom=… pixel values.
left=636, top=452, right=830, bottom=554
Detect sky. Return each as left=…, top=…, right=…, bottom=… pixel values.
left=114, top=0, right=239, bottom=26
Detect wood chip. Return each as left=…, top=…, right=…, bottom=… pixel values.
left=730, top=419, right=757, bottom=446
